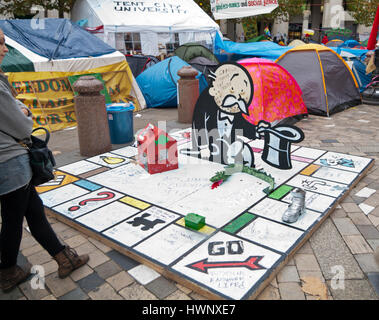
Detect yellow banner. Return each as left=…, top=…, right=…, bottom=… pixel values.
left=7, top=61, right=141, bottom=132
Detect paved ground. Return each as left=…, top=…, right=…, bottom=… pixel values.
left=1, top=104, right=379, bottom=300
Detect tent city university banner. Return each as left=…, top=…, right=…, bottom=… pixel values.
left=113, top=0, right=188, bottom=13
left=211, top=0, right=279, bottom=20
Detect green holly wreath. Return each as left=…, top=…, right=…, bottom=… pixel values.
left=210, top=164, right=275, bottom=194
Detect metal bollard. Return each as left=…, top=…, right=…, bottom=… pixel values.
left=73, top=76, right=112, bottom=157
left=177, top=66, right=199, bottom=123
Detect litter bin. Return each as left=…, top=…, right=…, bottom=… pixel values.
left=106, top=103, right=135, bottom=144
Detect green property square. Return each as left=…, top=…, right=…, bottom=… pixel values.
left=269, top=185, right=293, bottom=200
left=223, top=212, right=255, bottom=234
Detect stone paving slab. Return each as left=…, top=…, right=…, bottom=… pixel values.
left=45, top=272, right=77, bottom=298
left=105, top=271, right=134, bottom=292
left=144, top=277, right=177, bottom=299
left=356, top=225, right=379, bottom=239
left=94, top=260, right=122, bottom=279
left=367, top=273, right=379, bottom=296
left=256, top=283, right=281, bottom=300
left=118, top=282, right=158, bottom=300
left=276, top=265, right=300, bottom=283
left=76, top=272, right=105, bottom=293
left=332, top=218, right=361, bottom=236
left=128, top=265, right=160, bottom=286
left=59, top=287, right=89, bottom=300
left=165, top=289, right=192, bottom=300
left=355, top=254, right=379, bottom=273
left=278, top=282, right=306, bottom=300
left=326, top=279, right=379, bottom=300
left=87, top=283, right=123, bottom=300
left=347, top=212, right=372, bottom=225
left=368, top=239, right=379, bottom=251
left=310, top=219, right=365, bottom=280
left=69, top=264, right=94, bottom=282
left=105, top=250, right=140, bottom=270
left=343, top=235, right=373, bottom=254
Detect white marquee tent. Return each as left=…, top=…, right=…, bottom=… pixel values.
left=71, top=0, right=220, bottom=56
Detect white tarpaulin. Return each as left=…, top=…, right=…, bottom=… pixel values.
left=72, top=0, right=220, bottom=55
left=211, top=0, right=279, bottom=20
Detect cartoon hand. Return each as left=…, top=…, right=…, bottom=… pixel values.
left=256, top=121, right=271, bottom=138
left=200, top=146, right=211, bottom=159
left=227, top=141, right=243, bottom=164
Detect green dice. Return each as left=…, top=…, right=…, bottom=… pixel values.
left=185, top=213, right=205, bottom=230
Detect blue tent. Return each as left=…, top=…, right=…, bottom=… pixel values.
left=0, top=18, right=116, bottom=60
left=330, top=47, right=371, bottom=92
left=136, top=56, right=208, bottom=108
left=215, top=32, right=291, bottom=61
left=351, top=58, right=372, bottom=92
left=339, top=39, right=362, bottom=48
left=331, top=46, right=368, bottom=58
left=338, top=50, right=371, bottom=92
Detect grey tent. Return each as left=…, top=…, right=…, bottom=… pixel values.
left=188, top=56, right=218, bottom=86
left=125, top=55, right=160, bottom=78
left=276, top=44, right=361, bottom=116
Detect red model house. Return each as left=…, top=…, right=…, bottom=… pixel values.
left=137, top=123, right=178, bottom=174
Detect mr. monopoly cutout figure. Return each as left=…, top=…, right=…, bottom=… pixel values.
left=182, top=62, right=304, bottom=170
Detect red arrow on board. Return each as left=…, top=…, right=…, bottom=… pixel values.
left=186, top=256, right=265, bottom=274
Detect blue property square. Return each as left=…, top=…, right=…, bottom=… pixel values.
left=73, top=180, right=102, bottom=191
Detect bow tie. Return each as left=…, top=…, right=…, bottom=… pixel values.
left=218, top=111, right=234, bottom=124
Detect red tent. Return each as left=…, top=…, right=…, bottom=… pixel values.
left=238, top=58, right=308, bottom=125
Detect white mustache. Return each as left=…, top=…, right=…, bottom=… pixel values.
left=222, top=95, right=248, bottom=114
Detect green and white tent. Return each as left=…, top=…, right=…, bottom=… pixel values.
left=0, top=18, right=146, bottom=132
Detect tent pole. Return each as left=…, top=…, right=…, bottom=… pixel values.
left=315, top=51, right=329, bottom=117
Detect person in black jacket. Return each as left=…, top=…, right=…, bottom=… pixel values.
left=0, top=29, right=89, bottom=293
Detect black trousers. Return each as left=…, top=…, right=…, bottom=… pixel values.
left=0, top=183, right=65, bottom=269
